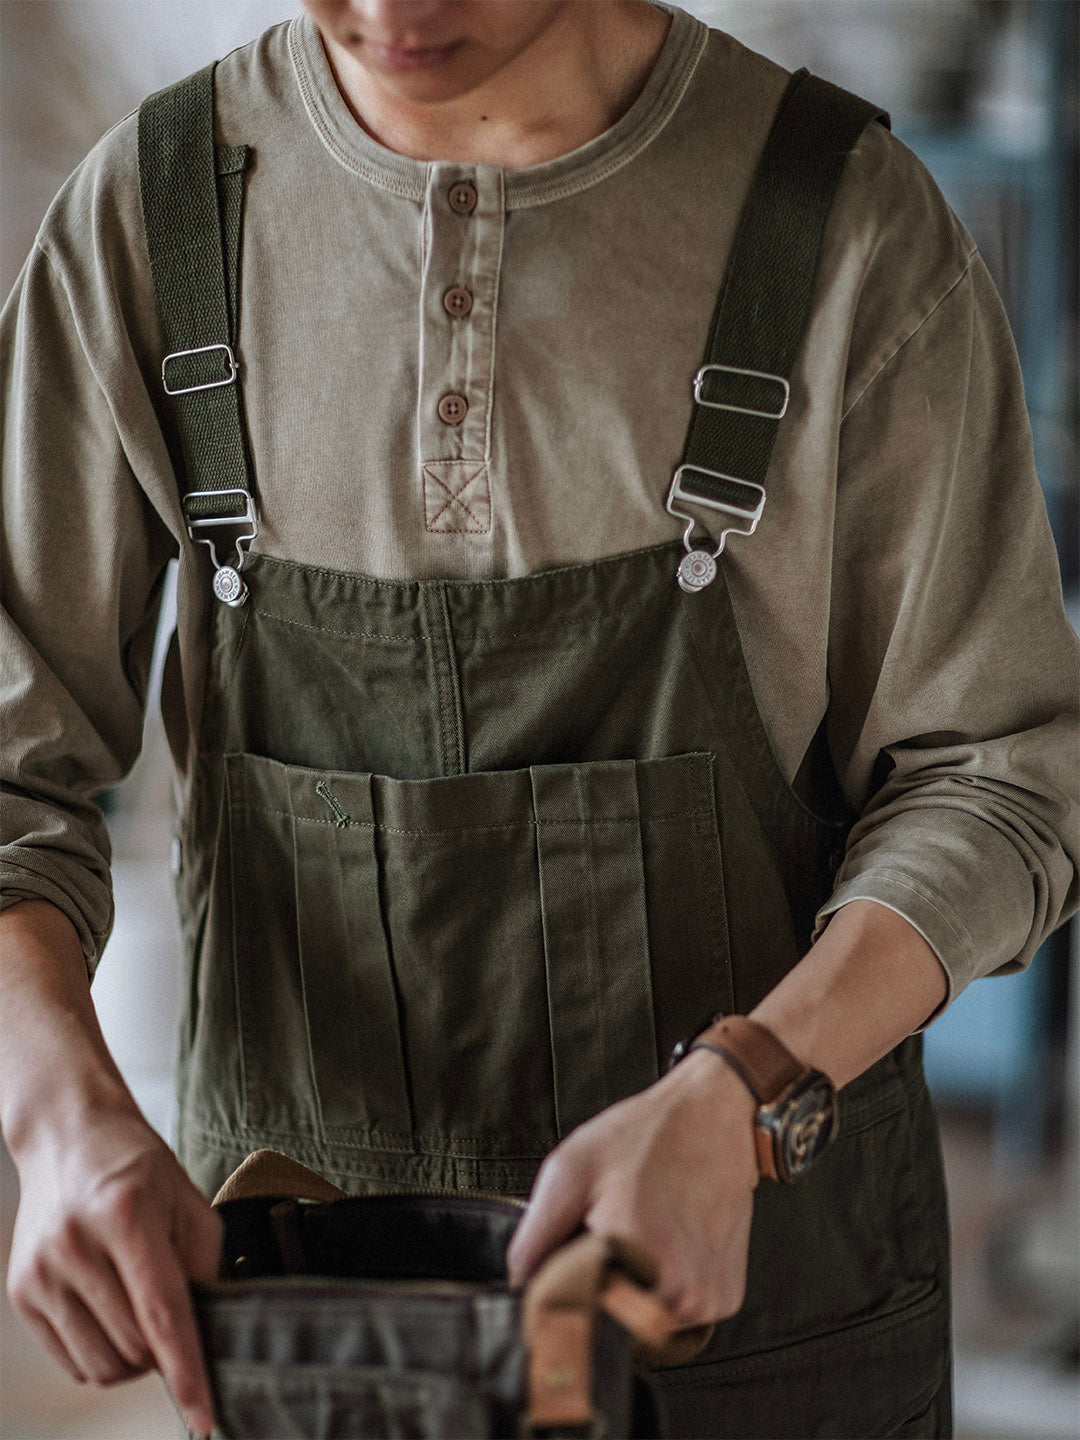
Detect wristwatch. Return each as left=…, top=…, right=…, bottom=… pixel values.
left=668, top=1014, right=838, bottom=1183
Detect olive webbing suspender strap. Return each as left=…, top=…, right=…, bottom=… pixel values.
left=139, top=64, right=256, bottom=604
left=669, top=69, right=888, bottom=593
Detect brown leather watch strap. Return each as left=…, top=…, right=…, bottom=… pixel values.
left=688, top=1015, right=805, bottom=1104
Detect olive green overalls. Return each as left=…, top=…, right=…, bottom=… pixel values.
left=140, top=65, right=952, bottom=1439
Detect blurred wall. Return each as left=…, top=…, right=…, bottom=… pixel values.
left=1, top=0, right=298, bottom=295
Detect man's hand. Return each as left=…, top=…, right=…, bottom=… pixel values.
left=507, top=901, right=950, bottom=1324
left=506, top=1050, right=759, bottom=1327
left=1, top=901, right=221, bottom=1436
left=6, top=1106, right=222, bottom=1436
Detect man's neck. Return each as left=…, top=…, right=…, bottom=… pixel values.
left=319, top=2, right=672, bottom=169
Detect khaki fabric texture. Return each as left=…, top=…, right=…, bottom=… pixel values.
left=1, top=3, right=1078, bottom=1007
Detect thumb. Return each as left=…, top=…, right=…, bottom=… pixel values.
left=506, top=1146, right=591, bottom=1289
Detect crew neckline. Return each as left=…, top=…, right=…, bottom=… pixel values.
left=288, top=3, right=707, bottom=209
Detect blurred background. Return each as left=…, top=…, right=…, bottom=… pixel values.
left=1, top=2, right=1077, bottom=1436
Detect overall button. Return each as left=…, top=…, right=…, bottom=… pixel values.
left=437, top=392, right=469, bottom=425
left=448, top=180, right=478, bottom=215
left=443, top=285, right=474, bottom=318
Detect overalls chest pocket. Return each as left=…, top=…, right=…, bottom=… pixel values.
left=219, top=745, right=731, bottom=1192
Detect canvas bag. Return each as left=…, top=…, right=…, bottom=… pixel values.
left=192, top=1150, right=707, bottom=1438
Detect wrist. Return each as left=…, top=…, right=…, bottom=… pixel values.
left=1, top=900, right=137, bottom=1164
left=668, top=1014, right=838, bottom=1183
left=670, top=1042, right=759, bottom=1119
left=4, top=1043, right=137, bottom=1168
left=748, top=901, right=948, bottom=1089
left=662, top=1044, right=760, bottom=1183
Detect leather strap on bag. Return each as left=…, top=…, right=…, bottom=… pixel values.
left=523, top=1232, right=711, bottom=1433
left=212, top=1150, right=349, bottom=1276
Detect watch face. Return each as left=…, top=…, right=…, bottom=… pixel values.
left=762, top=1074, right=838, bottom=1182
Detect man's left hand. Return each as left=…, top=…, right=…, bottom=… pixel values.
left=505, top=1049, right=759, bottom=1326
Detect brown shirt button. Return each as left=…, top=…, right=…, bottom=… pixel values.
left=437, top=392, right=469, bottom=425
left=442, top=286, right=474, bottom=319
left=447, top=180, right=478, bottom=215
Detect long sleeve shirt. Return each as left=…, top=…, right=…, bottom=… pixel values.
left=2, top=4, right=1077, bottom=1008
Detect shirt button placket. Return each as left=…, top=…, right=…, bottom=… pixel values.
left=436, top=179, right=476, bottom=428
left=418, top=164, right=503, bottom=552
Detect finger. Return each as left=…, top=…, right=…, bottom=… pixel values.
left=33, top=1286, right=144, bottom=1385
left=111, top=1227, right=217, bottom=1436
left=53, top=1245, right=153, bottom=1370
left=16, top=1305, right=86, bottom=1384
left=506, top=1148, right=590, bottom=1287
left=648, top=1234, right=748, bottom=1325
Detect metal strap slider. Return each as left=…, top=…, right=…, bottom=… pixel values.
left=693, top=364, right=790, bottom=421
left=162, top=343, right=237, bottom=396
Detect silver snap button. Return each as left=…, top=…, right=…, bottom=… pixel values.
left=677, top=550, right=717, bottom=593
left=213, top=565, right=248, bottom=606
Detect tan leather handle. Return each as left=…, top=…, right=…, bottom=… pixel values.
left=212, top=1149, right=347, bottom=1206
left=522, top=1233, right=713, bottom=1431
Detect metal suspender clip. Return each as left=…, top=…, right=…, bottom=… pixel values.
left=666, top=465, right=766, bottom=594
left=182, top=487, right=257, bottom=607
left=163, top=343, right=238, bottom=395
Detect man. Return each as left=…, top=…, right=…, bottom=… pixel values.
left=1, top=3, right=1076, bottom=1436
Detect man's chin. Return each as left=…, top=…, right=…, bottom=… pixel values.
left=360, top=50, right=499, bottom=108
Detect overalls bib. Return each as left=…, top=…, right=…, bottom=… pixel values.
left=141, top=66, right=953, bottom=1440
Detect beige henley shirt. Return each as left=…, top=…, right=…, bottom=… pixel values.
left=2, top=5, right=1077, bottom=1009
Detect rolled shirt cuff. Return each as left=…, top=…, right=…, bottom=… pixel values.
left=814, top=814, right=1049, bottom=1026
left=1, top=855, right=113, bottom=975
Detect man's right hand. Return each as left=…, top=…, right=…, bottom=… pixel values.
left=1, top=900, right=221, bottom=1436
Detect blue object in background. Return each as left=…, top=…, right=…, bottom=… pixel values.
left=923, top=949, right=1052, bottom=1167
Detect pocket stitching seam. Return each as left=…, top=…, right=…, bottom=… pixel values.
left=229, top=803, right=717, bottom=834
